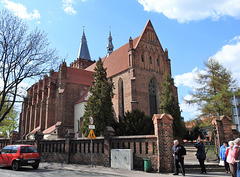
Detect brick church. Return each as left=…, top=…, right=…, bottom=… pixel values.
left=19, top=20, right=178, bottom=139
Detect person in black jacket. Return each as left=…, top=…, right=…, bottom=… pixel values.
left=172, top=140, right=186, bottom=176
left=195, top=139, right=207, bottom=174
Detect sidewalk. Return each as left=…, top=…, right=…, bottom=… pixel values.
left=40, top=162, right=231, bottom=177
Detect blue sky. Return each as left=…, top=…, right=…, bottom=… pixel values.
left=1, top=0, right=240, bottom=121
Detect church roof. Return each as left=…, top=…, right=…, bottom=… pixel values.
left=42, top=121, right=61, bottom=134
left=85, top=20, right=160, bottom=78
left=75, top=88, right=90, bottom=104
left=66, top=67, right=93, bottom=85
left=77, top=30, right=91, bottom=60
left=85, top=36, right=139, bottom=77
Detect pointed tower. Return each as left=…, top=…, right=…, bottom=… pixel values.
left=106, top=30, right=114, bottom=57
left=77, top=28, right=91, bottom=60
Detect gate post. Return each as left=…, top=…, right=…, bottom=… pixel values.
left=153, top=114, right=174, bottom=172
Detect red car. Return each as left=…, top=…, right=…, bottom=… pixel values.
left=0, top=145, right=40, bottom=170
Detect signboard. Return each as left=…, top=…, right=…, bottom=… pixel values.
left=88, top=129, right=96, bottom=139
left=88, top=125, right=95, bottom=129
left=89, top=116, right=94, bottom=125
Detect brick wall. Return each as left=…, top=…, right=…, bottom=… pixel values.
left=7, top=114, right=174, bottom=173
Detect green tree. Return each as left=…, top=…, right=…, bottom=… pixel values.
left=185, top=58, right=240, bottom=118
left=81, top=58, right=115, bottom=137
left=114, top=109, right=154, bottom=136
left=0, top=97, right=18, bottom=137
left=0, top=9, right=59, bottom=123
left=159, top=73, right=186, bottom=138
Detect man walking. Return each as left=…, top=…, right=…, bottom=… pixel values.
left=172, top=140, right=186, bottom=176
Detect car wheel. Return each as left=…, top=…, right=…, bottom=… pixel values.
left=12, top=161, right=20, bottom=171
left=32, top=164, right=39, bottom=169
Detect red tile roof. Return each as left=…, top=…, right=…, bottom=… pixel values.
left=66, top=67, right=93, bottom=85
left=85, top=36, right=140, bottom=77
left=26, top=126, right=40, bottom=136
left=43, top=121, right=61, bottom=134
left=75, top=88, right=90, bottom=104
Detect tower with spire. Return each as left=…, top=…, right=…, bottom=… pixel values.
left=106, top=30, right=114, bottom=57
left=70, top=27, right=94, bottom=70
left=77, top=27, right=91, bottom=60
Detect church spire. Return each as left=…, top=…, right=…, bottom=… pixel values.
left=106, top=29, right=114, bottom=57
left=77, top=27, right=91, bottom=60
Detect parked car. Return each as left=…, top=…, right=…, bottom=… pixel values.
left=0, top=145, right=40, bottom=170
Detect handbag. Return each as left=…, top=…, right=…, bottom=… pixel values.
left=219, top=160, right=225, bottom=166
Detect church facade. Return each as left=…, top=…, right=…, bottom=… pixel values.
left=19, top=20, right=178, bottom=139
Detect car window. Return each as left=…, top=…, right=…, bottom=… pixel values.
left=1, top=146, right=12, bottom=154
left=20, top=146, right=37, bottom=153
left=11, top=146, right=18, bottom=154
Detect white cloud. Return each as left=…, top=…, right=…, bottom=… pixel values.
left=212, top=36, right=240, bottom=85
left=175, top=36, right=240, bottom=120
left=175, top=67, right=198, bottom=88
left=62, top=0, right=77, bottom=15
left=180, top=95, right=201, bottom=118
left=2, top=0, right=40, bottom=20
left=138, top=0, right=240, bottom=23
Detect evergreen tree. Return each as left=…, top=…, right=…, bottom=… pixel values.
left=185, top=58, right=240, bottom=118
left=159, top=74, right=186, bottom=138
left=114, top=109, right=154, bottom=136
left=81, top=58, right=115, bottom=137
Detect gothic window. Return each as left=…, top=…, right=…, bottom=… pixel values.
left=149, top=79, right=157, bottom=117
left=129, top=54, right=131, bottom=66
left=141, top=54, right=144, bottom=62
left=157, top=58, right=159, bottom=66
left=150, top=56, right=152, bottom=64
left=118, top=78, right=124, bottom=118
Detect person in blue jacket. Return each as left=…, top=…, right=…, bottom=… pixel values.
left=220, top=142, right=230, bottom=173
left=195, top=139, right=207, bottom=174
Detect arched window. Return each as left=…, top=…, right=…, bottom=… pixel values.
left=118, top=78, right=124, bottom=118
left=141, top=54, right=144, bottom=62
left=149, top=78, right=157, bottom=117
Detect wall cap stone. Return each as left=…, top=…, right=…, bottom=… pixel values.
left=152, top=113, right=173, bottom=124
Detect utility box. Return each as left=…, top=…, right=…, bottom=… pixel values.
left=111, top=149, right=133, bottom=170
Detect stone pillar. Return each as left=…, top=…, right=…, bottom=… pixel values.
left=104, top=126, right=115, bottom=167
left=152, top=113, right=174, bottom=173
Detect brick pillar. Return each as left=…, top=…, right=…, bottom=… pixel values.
left=212, top=115, right=234, bottom=156
left=152, top=113, right=174, bottom=173
left=34, top=130, right=43, bottom=151
left=211, top=116, right=224, bottom=157
left=221, top=115, right=233, bottom=141
left=65, top=129, right=74, bottom=164
left=10, top=131, right=19, bottom=144
left=104, top=126, right=115, bottom=167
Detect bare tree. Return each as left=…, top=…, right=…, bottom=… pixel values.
left=0, top=9, right=59, bottom=123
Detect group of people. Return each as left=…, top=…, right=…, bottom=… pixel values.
left=172, top=139, right=207, bottom=176
left=219, top=138, right=240, bottom=177
left=172, top=138, right=240, bottom=177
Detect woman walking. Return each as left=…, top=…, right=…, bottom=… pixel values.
left=226, top=141, right=237, bottom=177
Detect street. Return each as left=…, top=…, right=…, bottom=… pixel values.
left=0, top=166, right=117, bottom=177
left=0, top=163, right=232, bottom=177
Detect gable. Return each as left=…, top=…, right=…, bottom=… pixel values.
left=135, top=20, right=163, bottom=52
